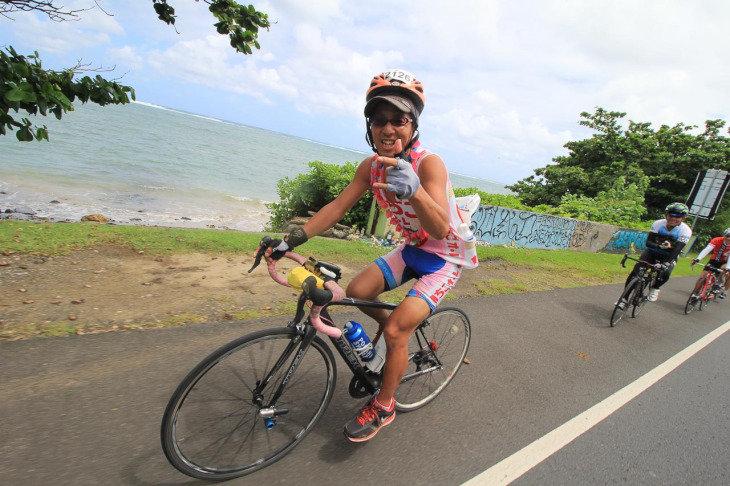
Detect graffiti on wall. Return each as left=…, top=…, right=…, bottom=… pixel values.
left=604, top=229, right=648, bottom=253
left=470, top=205, right=647, bottom=253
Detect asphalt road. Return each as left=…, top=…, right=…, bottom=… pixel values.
left=1, top=275, right=728, bottom=485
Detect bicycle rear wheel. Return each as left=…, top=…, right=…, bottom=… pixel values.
left=161, top=328, right=336, bottom=481
left=685, top=278, right=705, bottom=314
left=631, top=279, right=649, bottom=318
left=610, top=278, right=638, bottom=327
left=394, top=307, right=471, bottom=412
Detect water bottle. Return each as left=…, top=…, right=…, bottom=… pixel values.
left=343, top=321, right=375, bottom=361
left=458, top=222, right=476, bottom=249
left=343, top=321, right=386, bottom=373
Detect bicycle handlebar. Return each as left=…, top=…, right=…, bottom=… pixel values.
left=691, top=261, right=729, bottom=274
left=249, top=240, right=344, bottom=339
left=620, top=254, right=667, bottom=271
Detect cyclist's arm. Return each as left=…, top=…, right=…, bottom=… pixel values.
left=301, top=158, right=373, bottom=238
left=645, top=231, right=661, bottom=250
left=666, top=241, right=686, bottom=264
left=696, top=244, right=715, bottom=262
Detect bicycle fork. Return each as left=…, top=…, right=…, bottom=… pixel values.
left=253, top=326, right=318, bottom=430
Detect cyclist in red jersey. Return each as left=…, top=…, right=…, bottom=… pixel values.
left=691, top=228, right=730, bottom=299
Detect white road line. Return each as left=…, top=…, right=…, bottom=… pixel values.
left=462, top=319, right=730, bottom=486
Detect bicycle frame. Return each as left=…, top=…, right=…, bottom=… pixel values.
left=274, top=290, right=442, bottom=403
left=621, top=254, right=662, bottom=297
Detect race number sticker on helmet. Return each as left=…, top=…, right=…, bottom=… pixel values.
left=383, top=69, right=415, bottom=84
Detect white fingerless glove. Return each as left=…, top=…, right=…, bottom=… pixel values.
left=386, top=158, right=420, bottom=200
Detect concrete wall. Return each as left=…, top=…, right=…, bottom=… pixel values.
left=472, top=205, right=648, bottom=253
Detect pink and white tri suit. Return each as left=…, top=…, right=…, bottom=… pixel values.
left=370, top=141, right=478, bottom=309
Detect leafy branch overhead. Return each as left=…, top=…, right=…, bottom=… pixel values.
left=152, top=1, right=270, bottom=54
left=1, top=0, right=270, bottom=142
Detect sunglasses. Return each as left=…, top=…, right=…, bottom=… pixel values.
left=369, top=115, right=412, bottom=128
left=666, top=213, right=685, bottom=217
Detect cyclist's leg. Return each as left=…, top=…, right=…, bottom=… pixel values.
left=346, top=245, right=409, bottom=331
left=379, top=295, right=433, bottom=402
left=346, top=261, right=389, bottom=327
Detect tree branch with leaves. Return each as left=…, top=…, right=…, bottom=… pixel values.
left=1, top=0, right=270, bottom=141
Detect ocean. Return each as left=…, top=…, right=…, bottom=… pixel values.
left=0, top=102, right=511, bottom=232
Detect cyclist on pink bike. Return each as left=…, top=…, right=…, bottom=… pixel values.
left=259, top=69, right=478, bottom=442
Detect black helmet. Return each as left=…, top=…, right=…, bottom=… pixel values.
left=665, top=202, right=689, bottom=217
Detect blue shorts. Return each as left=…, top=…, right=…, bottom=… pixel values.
left=375, top=244, right=462, bottom=310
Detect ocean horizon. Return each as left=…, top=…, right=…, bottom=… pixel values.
left=0, top=101, right=512, bottom=232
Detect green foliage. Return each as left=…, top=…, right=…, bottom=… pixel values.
left=453, top=187, right=530, bottom=210
left=0, top=46, right=135, bottom=141
left=1, top=1, right=269, bottom=141
left=153, top=0, right=270, bottom=55
left=557, top=176, right=649, bottom=225
left=507, top=107, right=730, bottom=220
left=266, top=161, right=372, bottom=231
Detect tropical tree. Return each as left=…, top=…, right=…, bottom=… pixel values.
left=1, top=0, right=270, bottom=141
left=508, top=107, right=730, bottom=218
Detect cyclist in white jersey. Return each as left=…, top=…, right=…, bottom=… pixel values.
left=260, top=69, right=478, bottom=442
left=620, top=202, right=692, bottom=305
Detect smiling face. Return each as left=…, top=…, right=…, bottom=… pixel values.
left=665, top=213, right=686, bottom=229
left=369, top=103, right=414, bottom=157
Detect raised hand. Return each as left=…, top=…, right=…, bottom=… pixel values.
left=372, top=139, right=420, bottom=200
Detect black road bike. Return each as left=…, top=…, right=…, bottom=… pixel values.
left=610, top=254, right=666, bottom=327
left=160, top=239, right=471, bottom=480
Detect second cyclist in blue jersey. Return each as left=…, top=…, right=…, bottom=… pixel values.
left=621, top=202, right=692, bottom=304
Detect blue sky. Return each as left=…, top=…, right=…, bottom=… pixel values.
left=2, top=0, right=729, bottom=185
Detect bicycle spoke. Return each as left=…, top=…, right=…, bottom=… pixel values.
left=161, top=328, right=336, bottom=480
left=394, top=308, right=470, bottom=412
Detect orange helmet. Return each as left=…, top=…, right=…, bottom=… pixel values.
left=364, top=69, right=425, bottom=118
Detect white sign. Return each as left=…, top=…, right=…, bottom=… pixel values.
left=687, top=169, right=730, bottom=219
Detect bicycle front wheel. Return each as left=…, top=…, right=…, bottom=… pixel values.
left=611, top=278, right=638, bottom=327
left=685, top=278, right=705, bottom=314
left=394, top=307, right=471, bottom=412
left=631, top=279, right=649, bottom=318
left=161, top=328, right=336, bottom=481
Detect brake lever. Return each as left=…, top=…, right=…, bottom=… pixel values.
left=248, top=236, right=273, bottom=273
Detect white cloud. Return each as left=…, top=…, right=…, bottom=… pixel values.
left=2, top=0, right=728, bottom=184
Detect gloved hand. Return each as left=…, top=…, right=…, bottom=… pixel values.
left=266, top=227, right=309, bottom=260
left=386, top=158, right=420, bottom=200
left=266, top=238, right=293, bottom=260
left=691, top=259, right=699, bottom=265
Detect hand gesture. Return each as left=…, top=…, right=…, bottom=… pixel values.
left=372, top=139, right=420, bottom=200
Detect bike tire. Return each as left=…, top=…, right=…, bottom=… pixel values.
left=394, top=307, right=471, bottom=412
left=685, top=278, right=705, bottom=315
left=161, top=328, right=337, bottom=481
left=699, top=276, right=716, bottom=311
left=610, top=278, right=638, bottom=327
left=631, top=278, right=649, bottom=318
